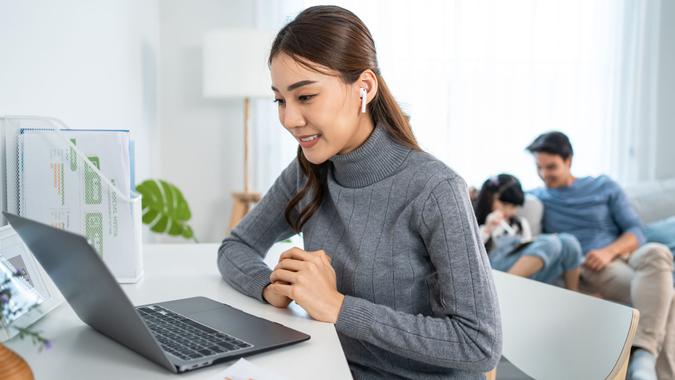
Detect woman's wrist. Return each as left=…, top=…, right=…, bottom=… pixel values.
left=329, top=293, right=346, bottom=324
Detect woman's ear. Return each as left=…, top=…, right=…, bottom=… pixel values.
left=357, top=69, right=379, bottom=107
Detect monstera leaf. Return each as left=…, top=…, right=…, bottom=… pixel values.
left=135, top=179, right=197, bottom=242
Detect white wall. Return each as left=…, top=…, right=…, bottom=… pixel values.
left=0, top=0, right=161, bottom=183
left=0, top=0, right=287, bottom=244
left=3, top=1, right=672, bottom=244
left=158, top=0, right=257, bottom=243
left=158, top=0, right=675, bottom=244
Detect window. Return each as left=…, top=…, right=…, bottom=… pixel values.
left=254, top=0, right=656, bottom=191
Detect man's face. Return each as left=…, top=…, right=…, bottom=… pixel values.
left=534, top=152, right=572, bottom=188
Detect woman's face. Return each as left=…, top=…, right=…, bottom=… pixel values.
left=270, top=52, right=373, bottom=164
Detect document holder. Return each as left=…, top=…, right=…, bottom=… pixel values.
left=1, top=115, right=143, bottom=283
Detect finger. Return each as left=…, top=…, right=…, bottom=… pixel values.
left=591, top=260, right=600, bottom=271
left=278, top=246, right=306, bottom=262
left=275, top=258, right=307, bottom=272
left=270, top=269, right=298, bottom=284
left=314, top=250, right=333, bottom=263
left=279, top=247, right=312, bottom=262
left=285, top=250, right=323, bottom=267
left=269, top=283, right=294, bottom=299
left=582, top=259, right=594, bottom=270
left=319, top=253, right=333, bottom=267
left=588, top=260, right=598, bottom=271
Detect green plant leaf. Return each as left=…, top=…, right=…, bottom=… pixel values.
left=136, top=179, right=198, bottom=242
left=182, top=225, right=194, bottom=240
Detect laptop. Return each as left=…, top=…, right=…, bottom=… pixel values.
left=3, top=212, right=310, bottom=373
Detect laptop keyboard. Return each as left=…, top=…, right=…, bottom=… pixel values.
left=137, top=305, right=253, bottom=361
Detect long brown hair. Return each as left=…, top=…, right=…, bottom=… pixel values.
left=270, top=5, right=420, bottom=232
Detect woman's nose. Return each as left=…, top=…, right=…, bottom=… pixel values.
left=282, top=103, right=306, bottom=129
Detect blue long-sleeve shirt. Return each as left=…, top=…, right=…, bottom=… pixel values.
left=529, top=175, right=646, bottom=254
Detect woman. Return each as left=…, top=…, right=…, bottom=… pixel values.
left=218, top=6, right=501, bottom=379
left=474, top=174, right=582, bottom=290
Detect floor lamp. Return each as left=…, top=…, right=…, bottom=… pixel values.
left=203, top=29, right=273, bottom=231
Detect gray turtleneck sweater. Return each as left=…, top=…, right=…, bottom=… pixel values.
left=218, top=126, right=502, bottom=379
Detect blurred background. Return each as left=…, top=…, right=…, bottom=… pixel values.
left=1, top=0, right=673, bottom=243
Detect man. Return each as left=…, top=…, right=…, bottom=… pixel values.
left=526, top=131, right=674, bottom=380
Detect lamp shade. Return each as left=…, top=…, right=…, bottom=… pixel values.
left=203, top=29, right=274, bottom=99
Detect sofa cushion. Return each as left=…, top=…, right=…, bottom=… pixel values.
left=518, top=194, right=543, bottom=236
left=644, top=217, right=675, bottom=254
left=624, top=178, right=675, bottom=224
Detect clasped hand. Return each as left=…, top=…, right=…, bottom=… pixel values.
left=263, top=247, right=344, bottom=323
left=583, top=248, right=616, bottom=271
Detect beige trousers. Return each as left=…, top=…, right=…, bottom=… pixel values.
left=580, top=243, right=674, bottom=380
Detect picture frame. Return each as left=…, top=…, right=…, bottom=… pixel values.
left=0, top=224, right=62, bottom=342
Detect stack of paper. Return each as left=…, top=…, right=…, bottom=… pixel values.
left=17, top=128, right=142, bottom=282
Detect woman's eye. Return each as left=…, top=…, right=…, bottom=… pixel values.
left=273, top=98, right=285, bottom=106
left=298, top=94, right=315, bottom=102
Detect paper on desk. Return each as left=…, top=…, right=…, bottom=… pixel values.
left=210, top=358, right=288, bottom=380
left=18, top=129, right=132, bottom=233
left=18, top=129, right=138, bottom=279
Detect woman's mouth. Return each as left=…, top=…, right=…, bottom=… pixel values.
left=298, top=134, right=321, bottom=148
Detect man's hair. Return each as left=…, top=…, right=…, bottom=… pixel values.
left=526, top=131, right=574, bottom=160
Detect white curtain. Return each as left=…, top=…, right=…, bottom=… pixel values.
left=609, top=0, right=662, bottom=184
left=251, top=0, right=660, bottom=193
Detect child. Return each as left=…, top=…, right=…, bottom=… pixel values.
left=475, top=174, right=582, bottom=290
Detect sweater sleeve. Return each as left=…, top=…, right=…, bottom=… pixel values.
left=217, top=160, right=300, bottom=302
left=334, top=175, right=502, bottom=372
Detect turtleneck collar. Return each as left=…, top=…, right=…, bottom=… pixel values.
left=328, top=123, right=412, bottom=188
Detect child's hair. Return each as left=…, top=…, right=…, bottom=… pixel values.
left=269, top=5, right=420, bottom=232
left=474, top=174, right=525, bottom=225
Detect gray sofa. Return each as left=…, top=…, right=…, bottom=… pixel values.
left=518, top=178, right=675, bottom=282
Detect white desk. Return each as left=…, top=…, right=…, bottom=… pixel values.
left=6, top=243, right=352, bottom=379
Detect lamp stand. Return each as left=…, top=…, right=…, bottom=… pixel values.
left=228, top=97, right=261, bottom=230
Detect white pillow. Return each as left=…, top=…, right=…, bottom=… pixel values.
left=517, top=194, right=544, bottom=237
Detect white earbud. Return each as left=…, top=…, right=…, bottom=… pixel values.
left=359, top=87, right=367, bottom=113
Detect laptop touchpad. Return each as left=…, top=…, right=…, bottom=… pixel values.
left=189, top=307, right=305, bottom=348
